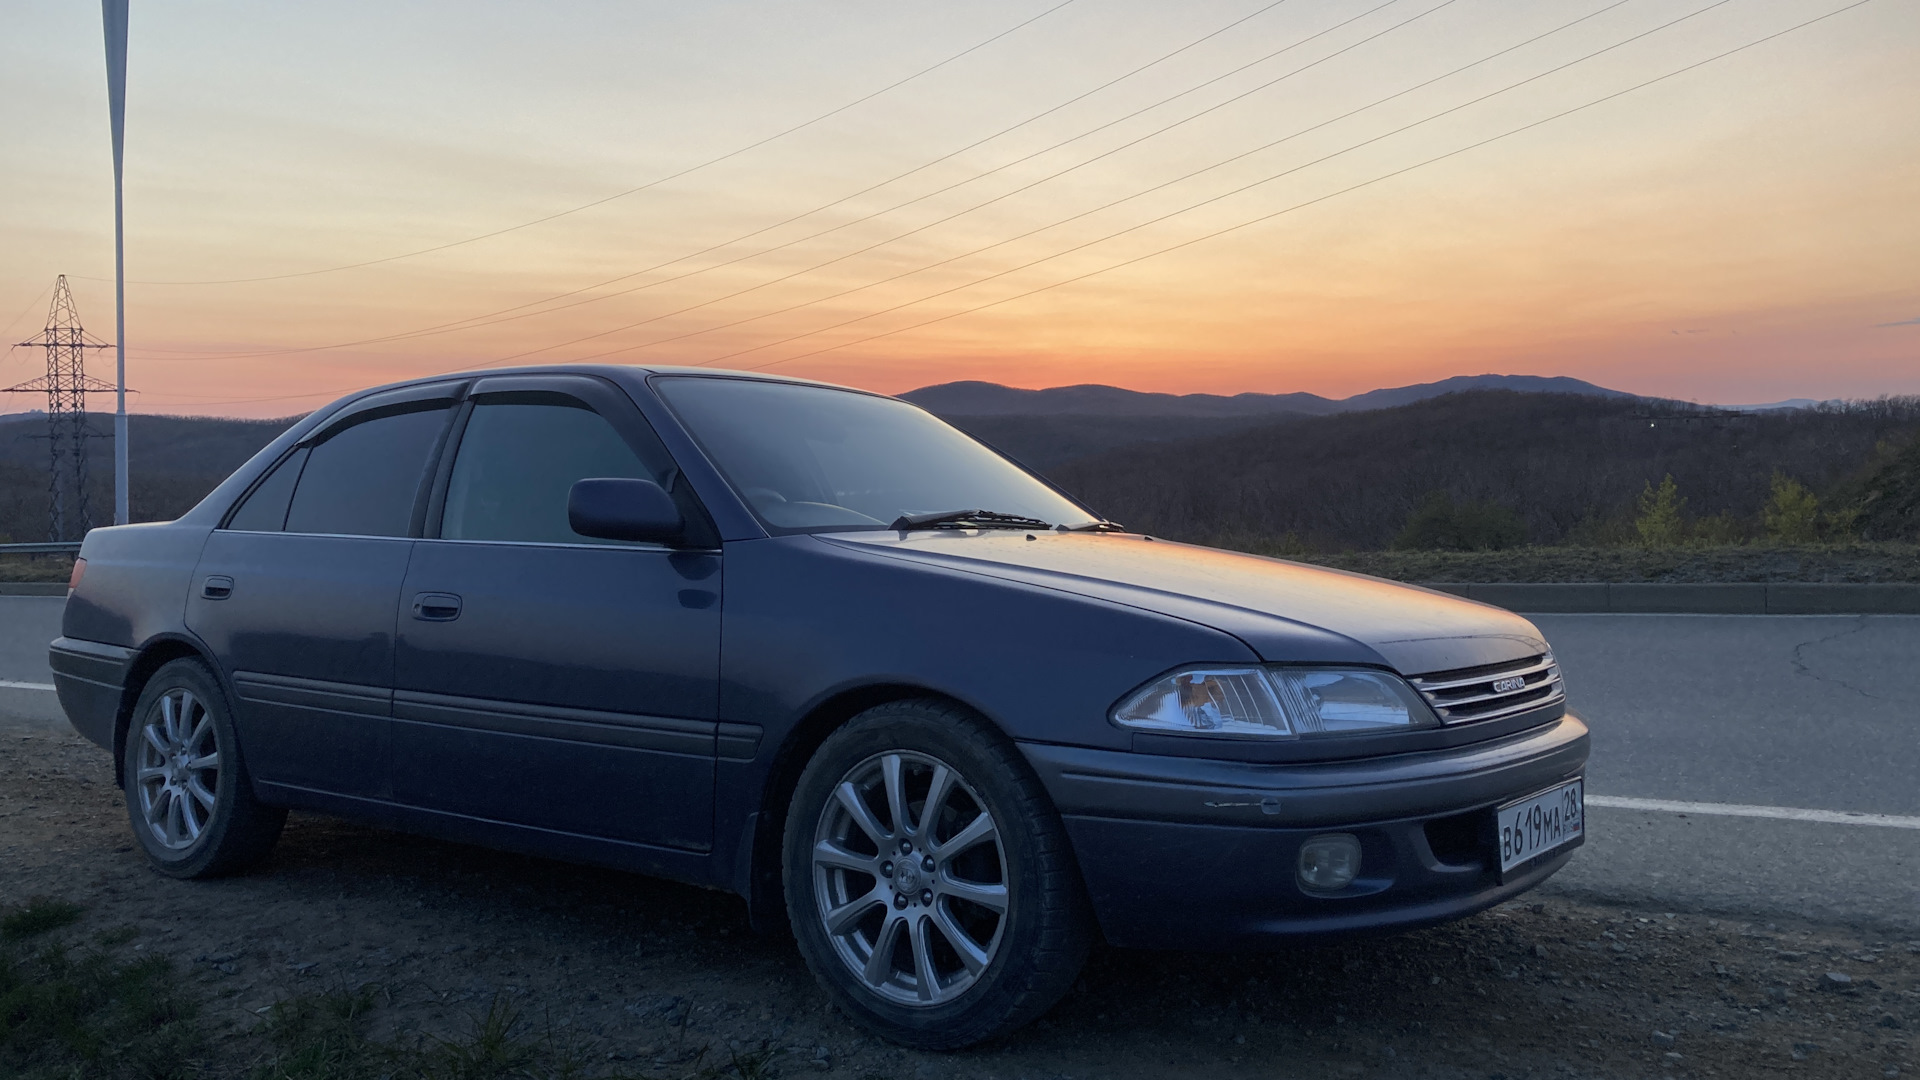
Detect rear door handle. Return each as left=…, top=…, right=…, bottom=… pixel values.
left=201, top=575, right=234, bottom=600
left=411, top=592, right=462, bottom=621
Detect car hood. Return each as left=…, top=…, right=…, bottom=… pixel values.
left=820, top=531, right=1547, bottom=675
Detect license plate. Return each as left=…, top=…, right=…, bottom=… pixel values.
left=1496, top=779, right=1584, bottom=878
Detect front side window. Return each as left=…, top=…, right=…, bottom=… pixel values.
left=440, top=397, right=663, bottom=545
left=283, top=405, right=450, bottom=537
left=655, top=376, right=1093, bottom=533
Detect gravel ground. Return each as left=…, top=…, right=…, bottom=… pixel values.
left=5, top=727, right=1917, bottom=1080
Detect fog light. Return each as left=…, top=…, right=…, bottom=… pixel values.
left=1297, top=833, right=1362, bottom=893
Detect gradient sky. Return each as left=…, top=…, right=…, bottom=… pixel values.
left=2, top=0, right=1916, bottom=417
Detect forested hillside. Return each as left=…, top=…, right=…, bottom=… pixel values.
left=1046, top=392, right=1920, bottom=550
left=3, top=389, right=1916, bottom=555
left=0, top=413, right=294, bottom=542
left=940, top=414, right=1287, bottom=470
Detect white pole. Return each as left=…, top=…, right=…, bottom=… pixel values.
left=103, top=0, right=129, bottom=526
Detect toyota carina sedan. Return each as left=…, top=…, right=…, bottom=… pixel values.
left=50, top=366, right=1587, bottom=1047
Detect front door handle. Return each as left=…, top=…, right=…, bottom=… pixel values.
left=201, top=575, right=234, bottom=600
left=411, top=592, right=462, bottom=621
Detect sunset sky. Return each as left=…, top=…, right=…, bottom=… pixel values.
left=2, top=0, right=1916, bottom=417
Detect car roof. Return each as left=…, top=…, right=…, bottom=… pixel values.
left=338, top=363, right=879, bottom=404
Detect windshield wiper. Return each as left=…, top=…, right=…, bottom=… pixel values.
left=1055, top=520, right=1126, bottom=533
left=890, top=508, right=1052, bottom=531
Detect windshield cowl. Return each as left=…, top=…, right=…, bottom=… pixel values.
left=890, top=509, right=1052, bottom=531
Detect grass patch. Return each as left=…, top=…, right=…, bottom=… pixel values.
left=0, top=899, right=205, bottom=1080
left=252, top=984, right=386, bottom=1080
left=252, top=986, right=572, bottom=1080
left=0, top=553, right=75, bottom=584
left=249, top=986, right=773, bottom=1080
left=1, top=897, right=83, bottom=942
left=0, top=897, right=771, bottom=1080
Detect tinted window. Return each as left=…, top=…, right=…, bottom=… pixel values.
left=225, top=446, right=308, bottom=532
left=441, top=399, right=661, bottom=545
left=284, top=406, right=449, bottom=537
left=655, top=377, right=1092, bottom=533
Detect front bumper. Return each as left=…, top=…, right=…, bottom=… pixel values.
left=1019, top=712, right=1589, bottom=950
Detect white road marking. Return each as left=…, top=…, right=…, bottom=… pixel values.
left=0, top=679, right=56, bottom=692
left=1588, top=795, right=1920, bottom=830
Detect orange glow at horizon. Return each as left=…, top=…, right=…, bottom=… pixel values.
left=2, top=0, right=1916, bottom=418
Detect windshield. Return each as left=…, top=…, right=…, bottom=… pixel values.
left=655, top=376, right=1095, bottom=533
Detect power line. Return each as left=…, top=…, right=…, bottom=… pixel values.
left=384, top=0, right=1452, bottom=372
left=736, top=0, right=1878, bottom=373
left=91, top=1, right=1080, bottom=287
left=135, top=0, right=1339, bottom=363
left=151, top=0, right=1869, bottom=409
left=131, top=0, right=1664, bottom=406
left=0, top=280, right=57, bottom=347
left=542, top=0, right=1726, bottom=367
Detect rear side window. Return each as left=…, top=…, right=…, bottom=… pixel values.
left=225, top=446, right=308, bottom=532
left=283, top=406, right=449, bottom=537
left=441, top=398, right=665, bottom=545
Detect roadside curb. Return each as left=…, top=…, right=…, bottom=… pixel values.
left=1422, top=581, right=1920, bottom=614
left=0, top=583, right=66, bottom=597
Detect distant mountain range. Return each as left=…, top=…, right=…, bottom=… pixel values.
left=1718, top=398, right=1834, bottom=412
left=900, top=374, right=1635, bottom=418
left=899, top=374, right=1643, bottom=468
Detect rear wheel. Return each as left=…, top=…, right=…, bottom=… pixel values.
left=783, top=699, right=1091, bottom=1048
left=122, top=658, right=285, bottom=878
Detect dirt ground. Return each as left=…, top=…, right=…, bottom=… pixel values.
left=4, top=727, right=1916, bottom=1080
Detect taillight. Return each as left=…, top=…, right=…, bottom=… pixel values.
left=68, top=557, right=86, bottom=591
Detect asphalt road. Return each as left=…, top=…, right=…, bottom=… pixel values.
left=3, top=597, right=1914, bottom=933
left=0, top=595, right=65, bottom=726
left=1533, top=613, right=1920, bottom=934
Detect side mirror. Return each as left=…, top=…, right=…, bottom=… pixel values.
left=567, top=478, right=684, bottom=544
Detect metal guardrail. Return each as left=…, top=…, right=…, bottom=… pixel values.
left=0, top=542, right=82, bottom=555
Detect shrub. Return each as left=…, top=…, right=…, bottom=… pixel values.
left=1762, top=472, right=1821, bottom=543
left=1634, top=475, right=1687, bottom=548
left=1853, top=435, right=1920, bottom=540
left=1394, top=492, right=1528, bottom=551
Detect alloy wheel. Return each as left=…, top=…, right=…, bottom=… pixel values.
left=811, top=750, right=1009, bottom=1006
left=134, top=688, right=220, bottom=851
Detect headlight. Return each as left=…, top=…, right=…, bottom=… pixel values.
left=1111, top=666, right=1437, bottom=739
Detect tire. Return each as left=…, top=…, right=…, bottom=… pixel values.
left=121, top=658, right=286, bottom=879
left=783, top=699, right=1091, bottom=1049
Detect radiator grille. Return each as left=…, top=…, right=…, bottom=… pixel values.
left=1408, top=653, right=1564, bottom=725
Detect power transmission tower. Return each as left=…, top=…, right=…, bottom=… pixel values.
left=5, top=275, right=116, bottom=541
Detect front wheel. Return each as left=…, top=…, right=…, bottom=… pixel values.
left=783, top=699, right=1091, bottom=1048
left=122, top=658, right=286, bottom=879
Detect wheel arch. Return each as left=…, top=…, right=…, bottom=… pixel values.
left=742, top=682, right=1019, bottom=936
left=113, top=635, right=223, bottom=780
